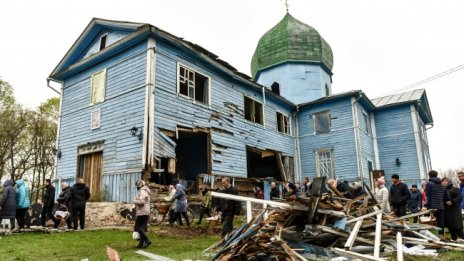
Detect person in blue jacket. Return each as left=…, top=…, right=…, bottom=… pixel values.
left=16, top=179, right=30, bottom=229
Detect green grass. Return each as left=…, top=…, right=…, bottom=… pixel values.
left=0, top=227, right=220, bottom=261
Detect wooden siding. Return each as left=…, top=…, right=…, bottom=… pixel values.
left=102, top=172, right=141, bottom=202
left=80, top=30, right=131, bottom=60
left=298, top=98, right=358, bottom=182
left=356, top=103, right=377, bottom=181
left=153, top=40, right=295, bottom=178
left=374, top=105, right=421, bottom=185
left=56, top=41, right=148, bottom=201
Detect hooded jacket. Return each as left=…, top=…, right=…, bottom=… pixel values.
left=70, top=183, right=90, bottom=209
left=389, top=181, right=410, bottom=206
left=16, top=179, right=30, bottom=209
left=174, top=185, right=188, bottom=213
left=0, top=180, right=17, bottom=219
left=57, top=186, right=71, bottom=208
left=426, top=177, right=449, bottom=210
left=134, top=185, right=151, bottom=216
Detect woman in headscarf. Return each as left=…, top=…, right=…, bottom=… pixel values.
left=174, top=184, right=189, bottom=226
left=134, top=180, right=151, bottom=248
left=374, top=178, right=391, bottom=214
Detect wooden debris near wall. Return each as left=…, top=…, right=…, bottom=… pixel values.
left=206, top=178, right=464, bottom=260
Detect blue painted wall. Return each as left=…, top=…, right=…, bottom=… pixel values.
left=374, top=105, right=420, bottom=185
left=56, top=40, right=148, bottom=202
left=298, top=97, right=359, bottom=182
left=356, top=103, right=377, bottom=181
left=153, top=39, right=296, bottom=178
left=80, top=30, right=131, bottom=60
left=256, top=63, right=332, bottom=105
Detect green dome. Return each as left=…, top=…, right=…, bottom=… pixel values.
left=251, top=13, right=334, bottom=79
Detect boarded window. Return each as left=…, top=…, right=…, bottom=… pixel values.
left=271, top=82, right=280, bottom=95
left=244, top=96, right=264, bottom=125
left=178, top=64, right=209, bottom=104
left=362, top=112, right=370, bottom=133
left=316, top=149, right=334, bottom=178
left=91, top=109, right=101, bottom=129
left=90, top=70, right=106, bottom=105
left=276, top=111, right=290, bottom=134
left=99, top=34, right=108, bottom=51
left=314, top=111, right=331, bottom=134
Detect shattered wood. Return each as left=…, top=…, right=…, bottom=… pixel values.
left=206, top=177, right=464, bottom=260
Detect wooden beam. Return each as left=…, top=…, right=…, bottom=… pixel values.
left=346, top=209, right=382, bottom=224
left=362, top=209, right=435, bottom=229
left=344, top=219, right=363, bottom=250
left=135, top=250, right=175, bottom=261
left=332, top=248, right=387, bottom=261
left=396, top=232, right=404, bottom=261
left=373, top=211, right=383, bottom=259
left=319, top=226, right=375, bottom=245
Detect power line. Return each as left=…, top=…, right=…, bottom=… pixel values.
left=385, top=64, right=464, bottom=96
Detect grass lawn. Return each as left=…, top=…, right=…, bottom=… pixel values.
left=0, top=226, right=220, bottom=261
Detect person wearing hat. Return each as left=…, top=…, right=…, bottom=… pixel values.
left=389, top=174, right=410, bottom=217
left=134, top=180, right=151, bottom=248
left=41, top=179, right=57, bottom=227
left=408, top=184, right=421, bottom=223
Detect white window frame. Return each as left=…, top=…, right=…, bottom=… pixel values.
left=90, top=69, right=106, bottom=105
left=276, top=110, right=291, bottom=135
left=176, top=63, right=211, bottom=105
left=362, top=112, right=370, bottom=134
left=243, top=95, right=265, bottom=126
left=90, top=109, right=101, bottom=130
left=316, top=148, right=335, bottom=178
left=99, top=33, right=108, bottom=51
left=313, top=110, right=331, bottom=135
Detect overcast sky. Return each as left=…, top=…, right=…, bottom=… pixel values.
left=0, top=0, right=463, bottom=171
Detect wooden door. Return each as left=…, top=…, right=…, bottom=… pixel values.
left=80, top=152, right=103, bottom=201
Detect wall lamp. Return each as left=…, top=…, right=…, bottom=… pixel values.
left=395, top=158, right=401, bottom=166
left=51, top=147, right=62, bottom=159
left=130, top=126, right=143, bottom=141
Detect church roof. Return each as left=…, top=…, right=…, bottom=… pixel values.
left=251, top=13, right=334, bottom=79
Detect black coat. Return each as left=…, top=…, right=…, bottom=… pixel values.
left=57, top=187, right=71, bottom=208
left=445, top=185, right=463, bottom=229
left=426, top=177, right=449, bottom=210
left=270, top=187, right=281, bottom=199
left=390, top=182, right=410, bottom=206
left=42, top=185, right=56, bottom=211
left=216, top=186, right=241, bottom=217
left=70, top=183, right=90, bottom=209
left=0, top=180, right=17, bottom=219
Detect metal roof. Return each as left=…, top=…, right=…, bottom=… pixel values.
left=371, top=89, right=425, bottom=108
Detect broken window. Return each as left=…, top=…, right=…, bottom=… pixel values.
left=276, top=111, right=290, bottom=135
left=271, top=82, right=280, bottom=95
left=99, top=34, right=107, bottom=51
left=244, top=96, right=264, bottom=125
left=314, top=111, right=331, bottom=135
left=316, top=149, right=334, bottom=178
left=90, top=69, right=106, bottom=105
left=362, top=112, right=370, bottom=134
left=178, top=64, right=210, bottom=104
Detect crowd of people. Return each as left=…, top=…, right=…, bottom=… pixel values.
left=0, top=178, right=90, bottom=231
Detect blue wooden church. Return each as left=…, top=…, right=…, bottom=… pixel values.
left=48, top=14, right=433, bottom=202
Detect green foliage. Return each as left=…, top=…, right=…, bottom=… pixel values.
left=0, top=229, right=219, bottom=261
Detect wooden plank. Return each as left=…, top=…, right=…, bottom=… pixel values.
left=319, top=226, right=375, bottom=245
left=346, top=209, right=382, bottom=224
left=135, top=250, right=175, bottom=261
left=362, top=209, right=435, bottom=229
left=397, top=232, right=404, bottom=261
left=373, top=211, right=382, bottom=259
left=332, top=248, right=386, bottom=261
left=344, top=219, right=363, bottom=250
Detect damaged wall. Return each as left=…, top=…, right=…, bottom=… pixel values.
left=152, top=39, right=296, bottom=179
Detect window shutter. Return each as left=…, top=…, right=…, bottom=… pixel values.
left=91, top=70, right=106, bottom=104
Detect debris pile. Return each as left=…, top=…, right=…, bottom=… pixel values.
left=207, top=177, right=464, bottom=260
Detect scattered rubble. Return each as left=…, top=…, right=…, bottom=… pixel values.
left=206, top=177, right=464, bottom=261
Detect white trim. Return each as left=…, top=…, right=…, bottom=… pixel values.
left=411, top=105, right=426, bottom=180
left=53, top=81, right=64, bottom=180
left=176, top=62, right=211, bottom=106
left=370, top=112, right=381, bottom=169
left=315, top=148, right=335, bottom=178
left=294, top=110, right=302, bottom=182
left=142, top=38, right=156, bottom=166
left=90, top=108, right=101, bottom=129
left=351, top=97, right=363, bottom=181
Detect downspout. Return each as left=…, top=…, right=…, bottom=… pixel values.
left=351, top=95, right=363, bottom=182
left=46, top=77, right=63, bottom=182
left=294, top=105, right=302, bottom=183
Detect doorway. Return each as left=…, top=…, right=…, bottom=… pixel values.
left=78, top=151, right=103, bottom=201
left=175, top=131, right=209, bottom=183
